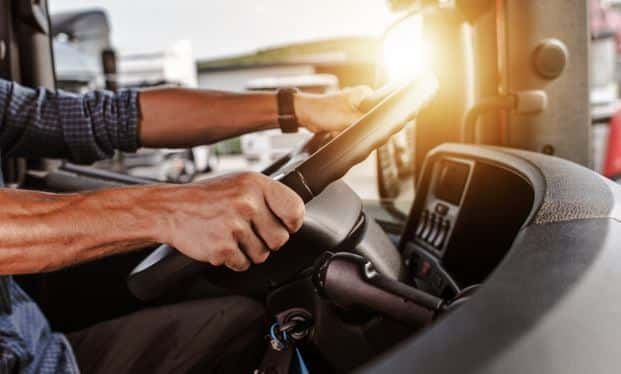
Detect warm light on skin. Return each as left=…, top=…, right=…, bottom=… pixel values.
left=382, top=15, right=430, bottom=83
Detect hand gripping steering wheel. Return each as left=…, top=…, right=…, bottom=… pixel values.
left=128, top=75, right=439, bottom=301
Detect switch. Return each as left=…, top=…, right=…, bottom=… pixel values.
left=432, top=220, right=446, bottom=248
left=428, top=215, right=442, bottom=245
left=435, top=203, right=449, bottom=216
left=416, top=210, right=429, bottom=237
left=434, top=220, right=451, bottom=249
left=422, top=213, right=437, bottom=241
left=418, top=259, right=433, bottom=279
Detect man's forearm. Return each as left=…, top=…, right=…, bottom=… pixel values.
left=0, top=186, right=170, bottom=274
left=137, top=85, right=371, bottom=149
left=0, top=171, right=306, bottom=275
left=138, top=87, right=281, bottom=148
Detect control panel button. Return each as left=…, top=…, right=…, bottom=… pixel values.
left=417, top=207, right=453, bottom=251
left=404, top=245, right=459, bottom=297
left=433, top=220, right=451, bottom=249
left=428, top=214, right=442, bottom=244
left=432, top=223, right=446, bottom=248
left=416, top=210, right=429, bottom=237
left=418, top=260, right=432, bottom=279
left=421, top=213, right=437, bottom=241
left=435, top=203, right=449, bottom=216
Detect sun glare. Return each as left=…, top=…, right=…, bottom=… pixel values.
left=382, top=15, right=430, bottom=83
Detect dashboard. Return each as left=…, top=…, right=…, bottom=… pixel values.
left=400, top=148, right=536, bottom=297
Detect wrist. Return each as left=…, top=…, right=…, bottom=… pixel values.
left=293, top=93, right=315, bottom=131
left=133, top=184, right=182, bottom=245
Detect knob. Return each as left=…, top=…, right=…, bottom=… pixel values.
left=533, top=39, right=568, bottom=80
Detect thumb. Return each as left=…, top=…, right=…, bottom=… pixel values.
left=344, top=85, right=373, bottom=109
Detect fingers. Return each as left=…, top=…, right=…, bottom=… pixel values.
left=223, top=178, right=303, bottom=270
left=174, top=172, right=305, bottom=272
left=221, top=173, right=304, bottom=270
left=251, top=200, right=291, bottom=252
left=344, top=85, right=374, bottom=109
left=263, top=179, right=305, bottom=233
left=214, top=242, right=251, bottom=272
left=234, top=220, right=271, bottom=264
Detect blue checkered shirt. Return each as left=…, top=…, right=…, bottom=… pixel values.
left=0, top=79, right=140, bottom=373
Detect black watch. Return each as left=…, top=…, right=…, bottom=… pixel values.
left=277, top=87, right=300, bottom=133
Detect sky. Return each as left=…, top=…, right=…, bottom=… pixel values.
left=49, top=0, right=394, bottom=60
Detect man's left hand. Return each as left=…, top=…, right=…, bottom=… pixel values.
left=294, top=86, right=373, bottom=133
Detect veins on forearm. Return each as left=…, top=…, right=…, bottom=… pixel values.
left=0, top=187, right=158, bottom=275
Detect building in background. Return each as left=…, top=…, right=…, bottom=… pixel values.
left=197, top=36, right=379, bottom=91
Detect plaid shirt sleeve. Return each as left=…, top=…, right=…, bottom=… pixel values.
left=0, top=79, right=141, bottom=164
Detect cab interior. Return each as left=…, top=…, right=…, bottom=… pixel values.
left=5, top=1, right=620, bottom=373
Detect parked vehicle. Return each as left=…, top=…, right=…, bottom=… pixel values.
left=51, top=10, right=212, bottom=183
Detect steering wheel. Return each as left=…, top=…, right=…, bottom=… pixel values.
left=128, top=75, right=439, bottom=301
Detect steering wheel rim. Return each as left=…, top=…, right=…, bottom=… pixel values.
left=274, top=75, right=438, bottom=202
left=128, top=75, right=439, bottom=301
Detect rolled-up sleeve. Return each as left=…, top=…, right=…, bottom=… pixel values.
left=0, top=79, right=140, bottom=164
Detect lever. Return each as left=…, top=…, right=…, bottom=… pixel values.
left=313, top=252, right=443, bottom=327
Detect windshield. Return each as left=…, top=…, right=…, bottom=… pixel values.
left=49, top=0, right=413, bottom=220
left=49, top=0, right=393, bottom=60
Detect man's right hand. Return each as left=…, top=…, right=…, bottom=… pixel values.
left=157, top=172, right=305, bottom=272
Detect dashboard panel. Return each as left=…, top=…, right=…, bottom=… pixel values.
left=400, top=149, right=535, bottom=296
left=366, top=143, right=621, bottom=374
left=414, top=157, right=473, bottom=256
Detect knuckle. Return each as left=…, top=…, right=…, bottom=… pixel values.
left=236, top=171, right=263, bottom=187
left=216, top=245, right=236, bottom=261
left=227, top=217, right=246, bottom=236
left=234, top=195, right=259, bottom=218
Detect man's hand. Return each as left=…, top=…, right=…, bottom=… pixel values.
left=0, top=172, right=303, bottom=275
left=294, top=86, right=373, bottom=133
left=158, top=172, right=305, bottom=272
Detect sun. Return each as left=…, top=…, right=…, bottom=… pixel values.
left=382, top=15, right=431, bottom=83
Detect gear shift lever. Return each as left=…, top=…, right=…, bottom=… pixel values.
left=313, top=252, right=443, bottom=327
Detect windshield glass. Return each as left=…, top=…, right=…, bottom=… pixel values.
left=49, top=0, right=393, bottom=60
left=49, top=0, right=414, bottom=220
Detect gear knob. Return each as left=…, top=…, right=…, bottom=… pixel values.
left=313, top=252, right=442, bottom=327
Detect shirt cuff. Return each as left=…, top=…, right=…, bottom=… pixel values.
left=117, top=89, right=141, bottom=153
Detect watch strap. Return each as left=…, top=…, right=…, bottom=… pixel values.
left=277, top=88, right=300, bottom=133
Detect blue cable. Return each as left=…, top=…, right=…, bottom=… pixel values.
left=294, top=347, right=310, bottom=374
left=269, top=323, right=288, bottom=346
left=269, top=322, right=310, bottom=373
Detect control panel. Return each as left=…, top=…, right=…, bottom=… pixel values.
left=414, top=158, right=473, bottom=256
left=401, top=150, right=535, bottom=297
